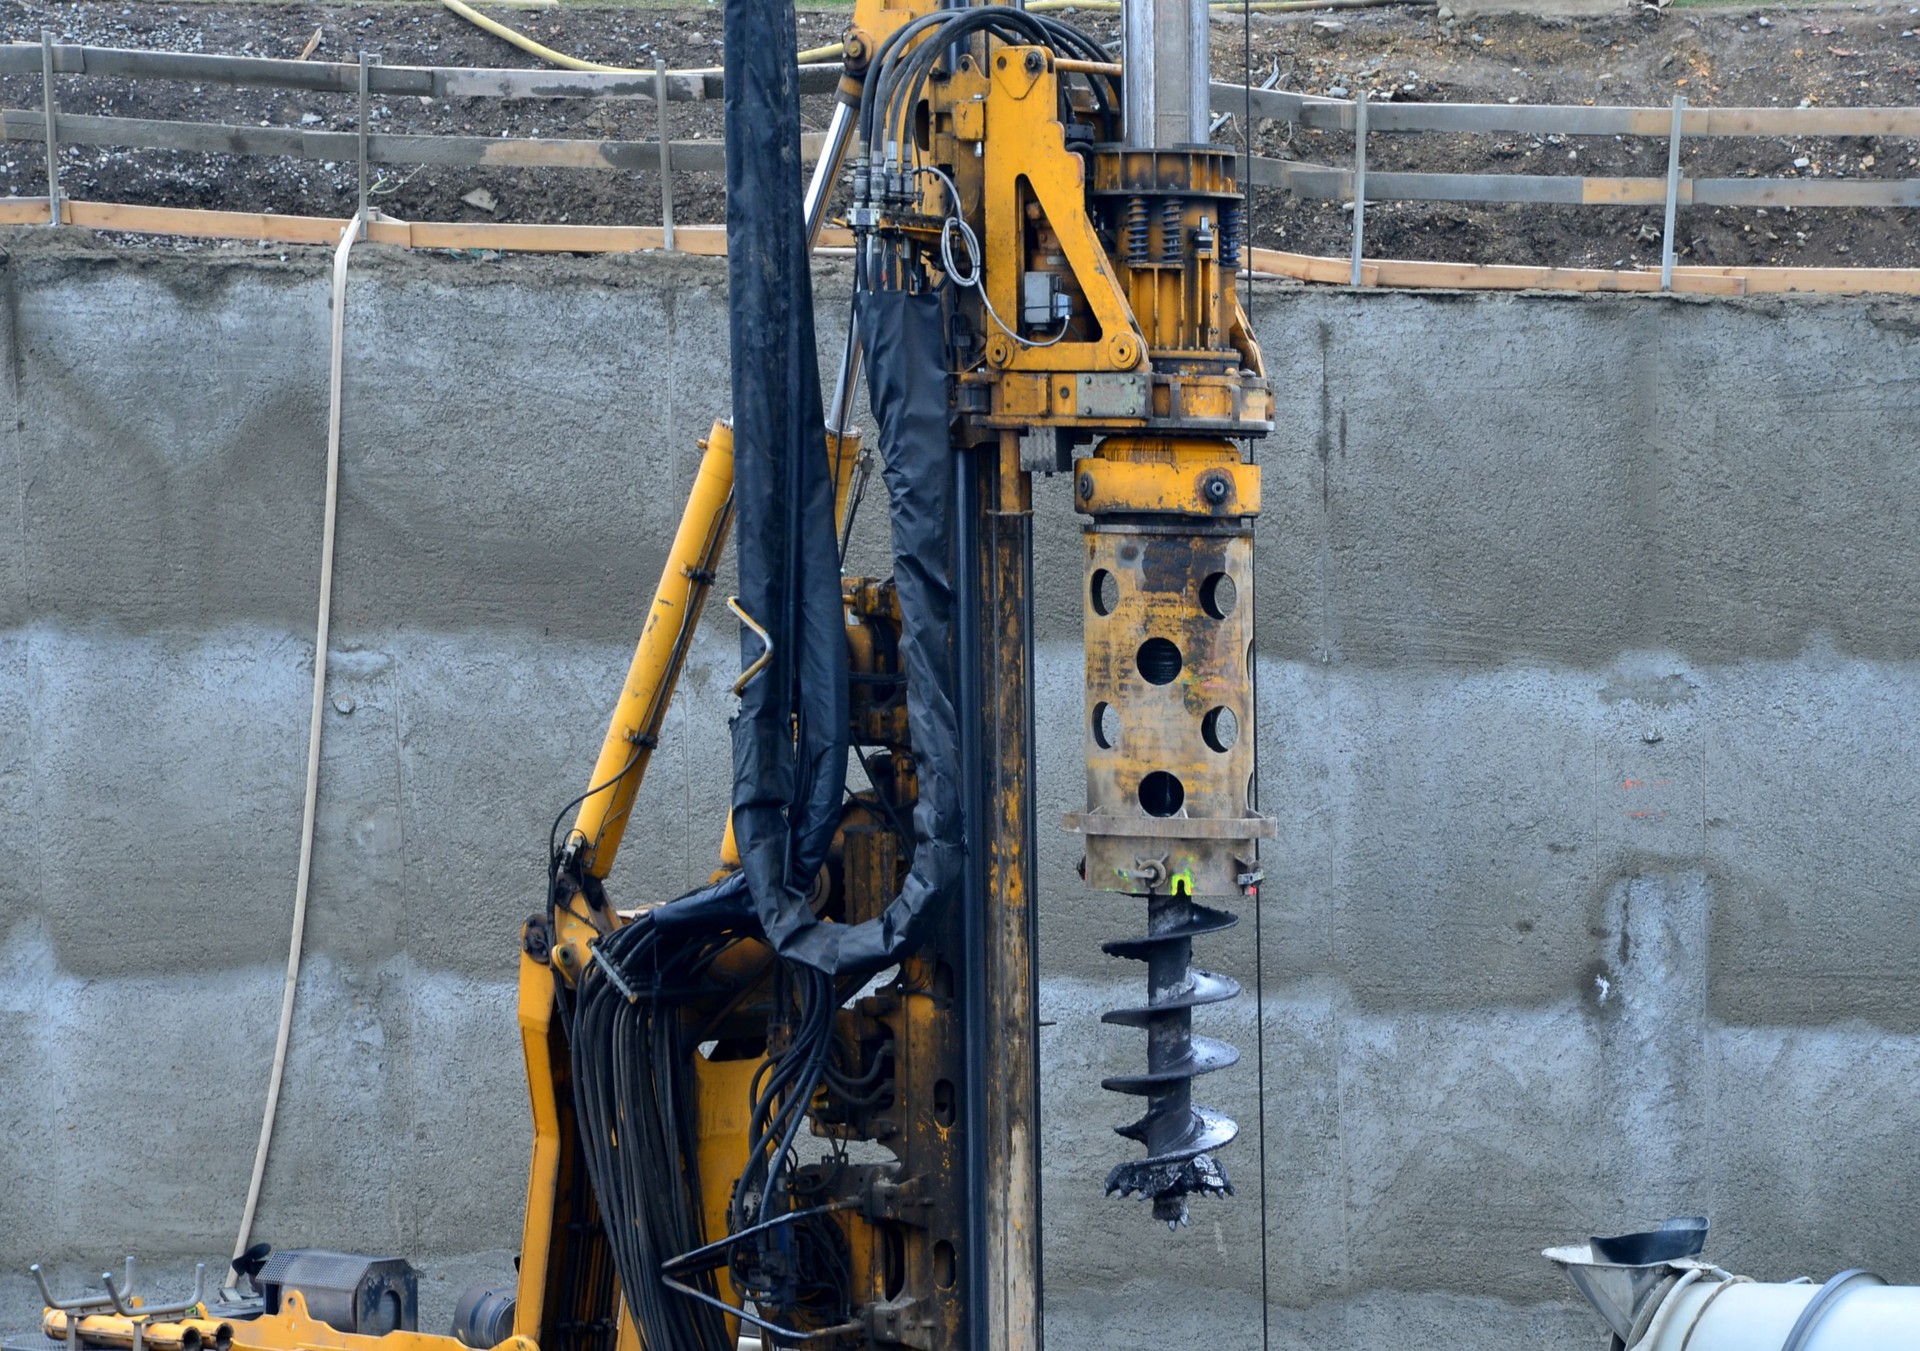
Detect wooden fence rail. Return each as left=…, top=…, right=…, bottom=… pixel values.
left=0, top=108, right=820, bottom=174
left=1211, top=81, right=1920, bottom=138
left=1207, top=78, right=1920, bottom=286
left=3, top=39, right=1919, bottom=292
left=0, top=42, right=844, bottom=101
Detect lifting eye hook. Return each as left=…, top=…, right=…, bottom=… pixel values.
left=728, top=597, right=775, bottom=697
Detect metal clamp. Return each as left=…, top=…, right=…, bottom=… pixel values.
left=727, top=597, right=774, bottom=696
left=1780, top=1269, right=1887, bottom=1351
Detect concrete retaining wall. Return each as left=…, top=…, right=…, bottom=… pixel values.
left=4, top=235, right=1919, bottom=1350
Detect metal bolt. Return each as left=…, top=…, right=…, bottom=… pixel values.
left=1203, top=475, right=1231, bottom=503
left=1078, top=473, right=1095, bottom=499
left=1024, top=50, right=1044, bottom=74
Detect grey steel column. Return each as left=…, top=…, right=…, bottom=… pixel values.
left=1123, top=0, right=1209, bottom=148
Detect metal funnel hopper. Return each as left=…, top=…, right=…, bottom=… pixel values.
left=1543, top=1219, right=1708, bottom=1341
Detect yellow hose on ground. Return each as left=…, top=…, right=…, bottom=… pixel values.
left=438, top=0, right=844, bottom=73
left=1032, top=0, right=1421, bottom=10
left=439, top=0, right=1421, bottom=80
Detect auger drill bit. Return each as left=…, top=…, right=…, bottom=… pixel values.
left=1069, top=465, right=1270, bottom=1229
left=1102, top=895, right=1240, bottom=1227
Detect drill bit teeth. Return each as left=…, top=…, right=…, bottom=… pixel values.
left=1103, top=1105, right=1237, bottom=1230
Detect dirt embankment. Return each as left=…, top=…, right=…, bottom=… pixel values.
left=2, top=0, right=1918, bottom=265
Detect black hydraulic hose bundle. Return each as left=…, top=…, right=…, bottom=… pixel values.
left=567, top=905, right=741, bottom=1351
left=553, top=3, right=1001, bottom=1345
left=857, top=5, right=1117, bottom=167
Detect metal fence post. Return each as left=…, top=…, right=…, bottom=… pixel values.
left=1661, top=94, right=1686, bottom=292
left=357, top=51, right=371, bottom=230
left=40, top=31, right=60, bottom=225
left=655, top=56, right=675, bottom=251
left=1349, top=89, right=1368, bottom=287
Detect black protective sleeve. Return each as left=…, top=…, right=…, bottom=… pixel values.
left=722, top=0, right=850, bottom=965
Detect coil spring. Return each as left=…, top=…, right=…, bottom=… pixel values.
left=1221, top=200, right=1243, bottom=271
left=1101, top=891, right=1240, bottom=1228
left=1160, top=198, right=1184, bottom=263
left=1125, top=197, right=1152, bottom=266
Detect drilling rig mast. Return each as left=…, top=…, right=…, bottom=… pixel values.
left=25, top=3, right=1270, bottom=1351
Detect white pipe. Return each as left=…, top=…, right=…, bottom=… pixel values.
left=1641, top=1277, right=1920, bottom=1350
left=231, top=210, right=364, bottom=1266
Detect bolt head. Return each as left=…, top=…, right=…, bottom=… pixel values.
left=1203, top=475, right=1231, bottom=503
left=1078, top=473, right=1094, bottom=499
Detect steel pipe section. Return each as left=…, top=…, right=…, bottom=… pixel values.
left=1122, top=0, right=1207, bottom=148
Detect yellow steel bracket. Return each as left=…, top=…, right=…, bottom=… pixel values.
left=977, top=48, right=1141, bottom=376
left=841, top=0, right=943, bottom=80
left=219, top=1292, right=525, bottom=1351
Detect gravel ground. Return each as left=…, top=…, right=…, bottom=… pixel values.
left=2, top=1, right=1919, bottom=265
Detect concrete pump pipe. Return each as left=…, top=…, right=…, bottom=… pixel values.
left=1628, top=1275, right=1920, bottom=1351
left=1548, top=1223, right=1920, bottom=1351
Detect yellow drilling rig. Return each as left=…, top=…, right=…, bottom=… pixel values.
left=29, top=0, right=1270, bottom=1349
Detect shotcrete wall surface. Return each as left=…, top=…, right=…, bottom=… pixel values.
left=4, top=235, right=1919, bottom=1350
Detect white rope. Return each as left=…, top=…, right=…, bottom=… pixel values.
left=231, top=209, right=365, bottom=1268
left=1628, top=1268, right=1707, bottom=1351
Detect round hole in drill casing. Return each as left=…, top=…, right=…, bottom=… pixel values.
left=1135, top=637, right=1182, bottom=685
left=1139, top=771, right=1185, bottom=817
left=933, top=1240, right=958, bottom=1291
left=1202, top=706, right=1238, bottom=753
left=1092, top=701, right=1119, bottom=749
left=1090, top=568, right=1119, bottom=616
left=1200, top=571, right=1237, bottom=619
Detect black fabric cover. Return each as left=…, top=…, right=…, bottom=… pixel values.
left=835, top=287, right=965, bottom=972
left=711, top=0, right=960, bottom=977
left=722, top=0, right=850, bottom=969
left=657, top=292, right=961, bottom=977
